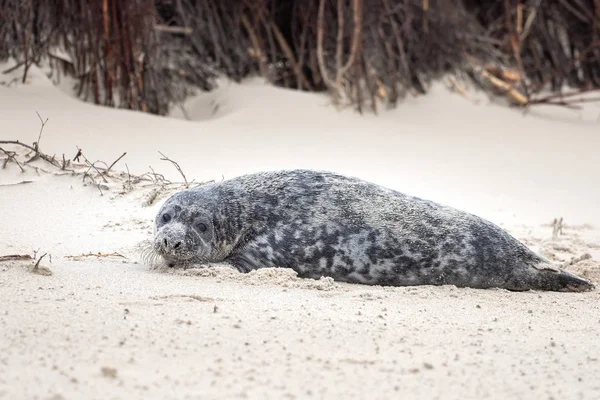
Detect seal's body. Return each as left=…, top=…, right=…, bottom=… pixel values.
left=152, top=169, right=593, bottom=292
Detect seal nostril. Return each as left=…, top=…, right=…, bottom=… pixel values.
left=164, top=238, right=168, bottom=247
left=173, top=242, right=181, bottom=249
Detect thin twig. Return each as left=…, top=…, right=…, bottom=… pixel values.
left=269, top=21, right=314, bottom=91
left=334, top=0, right=363, bottom=105
left=83, top=172, right=105, bottom=195
left=0, top=147, right=25, bottom=172
left=0, top=140, right=60, bottom=167
left=148, top=166, right=167, bottom=185
left=61, top=154, right=69, bottom=170
left=527, top=88, right=600, bottom=105
left=105, top=152, right=127, bottom=175
left=154, top=24, right=193, bottom=34
left=34, top=111, right=49, bottom=151
left=33, top=253, right=48, bottom=271
left=125, top=163, right=132, bottom=184
left=2, top=61, right=27, bottom=75
left=558, top=253, right=592, bottom=269
left=75, top=146, right=109, bottom=183
left=241, top=15, right=270, bottom=81
left=0, top=181, right=33, bottom=187
left=158, top=151, right=189, bottom=187
left=317, top=0, right=336, bottom=95
left=65, top=252, right=126, bottom=259
left=552, top=217, right=564, bottom=240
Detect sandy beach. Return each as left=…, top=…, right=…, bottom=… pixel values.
left=1, top=62, right=600, bottom=400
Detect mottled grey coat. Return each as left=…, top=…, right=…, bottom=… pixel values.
left=153, top=169, right=593, bottom=292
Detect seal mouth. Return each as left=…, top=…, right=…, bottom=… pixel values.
left=159, top=253, right=205, bottom=269
left=155, top=247, right=196, bottom=263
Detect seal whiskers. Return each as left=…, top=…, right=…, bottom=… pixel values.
left=137, top=240, right=168, bottom=270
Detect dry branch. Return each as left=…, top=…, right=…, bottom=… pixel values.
left=270, top=22, right=313, bottom=91
left=154, top=25, right=193, bottom=35
left=316, top=0, right=335, bottom=95
left=105, top=152, right=127, bottom=175
left=0, top=180, right=33, bottom=187
left=33, top=253, right=47, bottom=270
left=0, top=140, right=60, bottom=168
left=0, top=147, right=25, bottom=172
left=552, top=217, right=564, bottom=240
left=480, top=68, right=528, bottom=106
left=65, top=252, right=126, bottom=259
left=2, top=113, right=198, bottom=201
left=75, top=146, right=109, bottom=183
left=31, top=252, right=52, bottom=276
left=0, top=254, right=33, bottom=262
left=61, top=154, right=70, bottom=170
left=334, top=0, right=362, bottom=103
left=158, top=151, right=189, bottom=188
left=558, top=253, right=592, bottom=269
left=241, top=15, right=269, bottom=81
left=34, top=111, right=48, bottom=152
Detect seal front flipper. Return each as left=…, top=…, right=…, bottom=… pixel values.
left=226, top=253, right=258, bottom=273
left=226, top=245, right=276, bottom=273
left=225, top=225, right=273, bottom=273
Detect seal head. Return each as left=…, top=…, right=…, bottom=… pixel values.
left=153, top=190, right=218, bottom=265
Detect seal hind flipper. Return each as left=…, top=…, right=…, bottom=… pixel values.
left=506, top=265, right=595, bottom=292
left=550, top=269, right=595, bottom=292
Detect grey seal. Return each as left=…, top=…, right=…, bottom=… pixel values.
left=150, top=169, right=593, bottom=292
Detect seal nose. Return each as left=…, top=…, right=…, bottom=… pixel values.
left=163, top=238, right=182, bottom=251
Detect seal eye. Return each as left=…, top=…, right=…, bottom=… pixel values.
left=162, top=213, right=171, bottom=223
left=196, top=223, right=207, bottom=233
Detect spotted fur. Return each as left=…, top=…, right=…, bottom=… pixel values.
left=152, top=169, right=594, bottom=292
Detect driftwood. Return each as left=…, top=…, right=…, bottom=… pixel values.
left=0, top=254, right=33, bottom=262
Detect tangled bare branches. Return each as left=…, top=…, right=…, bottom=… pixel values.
left=1, top=0, right=600, bottom=114
left=0, top=112, right=201, bottom=196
